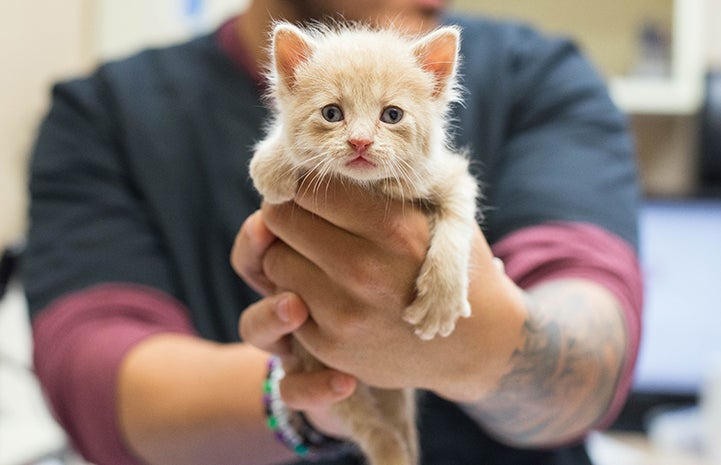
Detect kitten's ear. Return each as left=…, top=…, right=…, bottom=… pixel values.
left=272, top=23, right=315, bottom=91
left=413, top=26, right=460, bottom=98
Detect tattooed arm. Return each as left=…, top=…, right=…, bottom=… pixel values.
left=460, top=278, right=627, bottom=446
left=235, top=186, right=640, bottom=449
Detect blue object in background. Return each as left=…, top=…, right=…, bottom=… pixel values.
left=184, top=0, right=204, bottom=18
left=182, top=0, right=205, bottom=33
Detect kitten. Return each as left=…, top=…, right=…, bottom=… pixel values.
left=250, top=22, right=479, bottom=465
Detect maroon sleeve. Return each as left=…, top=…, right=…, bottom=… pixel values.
left=491, top=222, right=643, bottom=430
left=32, top=283, right=197, bottom=465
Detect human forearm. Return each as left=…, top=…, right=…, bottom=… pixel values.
left=231, top=197, right=638, bottom=450
left=460, top=278, right=626, bottom=447
left=117, top=334, right=295, bottom=465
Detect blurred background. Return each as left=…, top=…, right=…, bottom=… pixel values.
left=1, top=1, right=720, bottom=464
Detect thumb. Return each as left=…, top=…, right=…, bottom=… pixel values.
left=279, top=369, right=356, bottom=411
left=279, top=368, right=357, bottom=439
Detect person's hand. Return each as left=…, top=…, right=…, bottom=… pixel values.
left=232, top=211, right=358, bottom=437
left=239, top=291, right=358, bottom=437
left=233, top=179, right=526, bottom=402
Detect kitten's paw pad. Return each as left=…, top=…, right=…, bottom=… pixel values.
left=402, top=305, right=425, bottom=326
left=414, top=320, right=455, bottom=341
left=438, top=319, right=457, bottom=338
left=459, top=300, right=472, bottom=318
left=404, top=299, right=470, bottom=340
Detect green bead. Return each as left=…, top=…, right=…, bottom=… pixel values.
left=263, top=379, right=272, bottom=394
left=294, top=444, right=309, bottom=456
left=267, top=416, right=278, bottom=430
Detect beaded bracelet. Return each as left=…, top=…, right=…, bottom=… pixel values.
left=262, top=356, right=355, bottom=461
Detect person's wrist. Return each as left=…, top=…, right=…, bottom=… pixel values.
left=262, top=356, right=356, bottom=461
left=429, top=257, right=527, bottom=403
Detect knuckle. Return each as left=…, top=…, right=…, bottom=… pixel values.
left=337, top=254, right=415, bottom=310
left=261, top=242, right=284, bottom=282
left=337, top=257, right=397, bottom=305
left=337, top=255, right=377, bottom=290
left=325, top=312, right=358, bottom=340
left=322, top=307, right=370, bottom=347
left=262, top=201, right=293, bottom=232
left=229, top=231, right=247, bottom=275
left=384, top=214, right=429, bottom=262
left=238, top=309, right=256, bottom=344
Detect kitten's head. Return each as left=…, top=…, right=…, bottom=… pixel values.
left=266, top=22, right=461, bottom=184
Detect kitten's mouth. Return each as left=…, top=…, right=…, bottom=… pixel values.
left=345, top=155, right=377, bottom=169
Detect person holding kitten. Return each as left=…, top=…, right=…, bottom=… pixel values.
left=24, top=1, right=642, bottom=465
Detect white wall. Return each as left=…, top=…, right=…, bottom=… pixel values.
left=0, top=0, right=248, bottom=250
left=708, top=0, right=721, bottom=69
left=0, top=0, right=94, bottom=250
left=96, top=0, right=248, bottom=60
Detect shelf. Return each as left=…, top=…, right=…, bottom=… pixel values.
left=609, top=0, right=706, bottom=115
left=610, top=76, right=703, bottom=115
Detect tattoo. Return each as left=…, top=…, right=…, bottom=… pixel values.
left=465, top=280, right=626, bottom=445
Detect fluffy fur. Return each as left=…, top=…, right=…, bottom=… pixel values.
left=250, top=22, right=479, bottom=465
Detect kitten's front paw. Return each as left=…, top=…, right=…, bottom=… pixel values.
left=259, top=179, right=296, bottom=204
left=403, top=296, right=470, bottom=341
left=251, top=170, right=297, bottom=204
left=249, top=144, right=298, bottom=203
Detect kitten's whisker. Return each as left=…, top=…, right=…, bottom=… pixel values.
left=317, top=161, right=334, bottom=207
left=306, top=158, right=336, bottom=211
left=392, top=157, right=427, bottom=219
left=297, top=157, right=331, bottom=209
left=389, top=161, right=410, bottom=197
left=396, top=158, right=426, bottom=199
left=380, top=161, right=403, bottom=220
left=302, top=163, right=326, bottom=207
left=302, top=156, right=329, bottom=185
left=297, top=166, right=317, bottom=199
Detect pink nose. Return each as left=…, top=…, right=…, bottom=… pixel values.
left=348, top=138, right=373, bottom=153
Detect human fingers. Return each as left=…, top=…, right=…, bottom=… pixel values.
left=279, top=367, right=357, bottom=440
left=239, top=293, right=309, bottom=356
left=294, top=176, right=429, bottom=242
left=261, top=202, right=369, bottom=280
left=260, top=231, right=415, bottom=340
left=263, top=201, right=423, bottom=314
left=231, top=210, right=277, bottom=296
left=261, top=239, right=359, bottom=330
left=279, top=369, right=356, bottom=412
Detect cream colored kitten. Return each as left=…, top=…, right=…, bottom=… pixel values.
left=250, top=22, right=478, bottom=465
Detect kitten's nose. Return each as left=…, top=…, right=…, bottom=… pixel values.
left=348, top=138, right=373, bottom=154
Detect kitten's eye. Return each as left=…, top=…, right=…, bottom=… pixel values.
left=380, top=106, right=404, bottom=124
left=321, top=104, right=344, bottom=122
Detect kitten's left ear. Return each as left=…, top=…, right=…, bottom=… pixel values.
left=413, top=26, right=460, bottom=98
left=272, top=23, right=315, bottom=92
